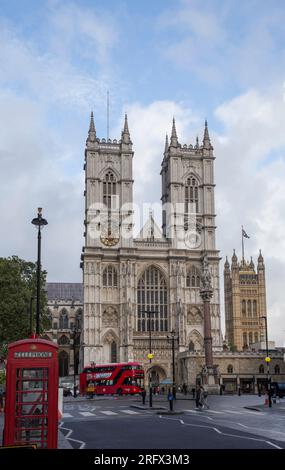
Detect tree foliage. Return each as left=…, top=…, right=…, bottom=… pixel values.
left=0, top=256, right=50, bottom=358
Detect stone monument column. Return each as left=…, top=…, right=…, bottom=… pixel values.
left=200, top=255, right=219, bottom=393
left=200, top=288, right=213, bottom=367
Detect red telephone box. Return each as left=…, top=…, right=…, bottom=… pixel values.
left=4, top=338, right=59, bottom=449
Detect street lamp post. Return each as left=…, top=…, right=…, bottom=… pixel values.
left=72, top=325, right=79, bottom=398
left=29, top=296, right=34, bottom=336
left=31, top=208, right=48, bottom=336
left=167, top=330, right=179, bottom=399
left=261, top=315, right=272, bottom=408
left=143, top=310, right=158, bottom=408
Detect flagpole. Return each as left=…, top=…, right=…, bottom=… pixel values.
left=241, top=225, right=245, bottom=261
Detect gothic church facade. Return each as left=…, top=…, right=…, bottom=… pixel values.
left=80, top=113, right=222, bottom=383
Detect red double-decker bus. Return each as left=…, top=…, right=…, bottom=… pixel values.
left=79, top=362, right=144, bottom=396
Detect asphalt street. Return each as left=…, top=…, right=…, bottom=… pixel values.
left=60, top=394, right=285, bottom=449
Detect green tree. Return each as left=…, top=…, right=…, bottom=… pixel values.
left=0, top=256, right=50, bottom=358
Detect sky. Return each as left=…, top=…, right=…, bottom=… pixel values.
left=0, top=0, right=285, bottom=345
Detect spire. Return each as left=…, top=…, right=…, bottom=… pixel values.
left=195, top=135, right=199, bottom=149
left=224, top=256, right=230, bottom=270
left=232, top=249, right=238, bottom=266
left=122, top=113, right=131, bottom=144
left=170, top=117, right=178, bottom=147
left=164, top=134, right=169, bottom=154
left=258, top=249, right=264, bottom=266
left=249, top=256, right=255, bottom=270
left=203, top=119, right=211, bottom=149
left=86, top=111, right=96, bottom=144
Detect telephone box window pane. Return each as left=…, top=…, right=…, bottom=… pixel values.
left=21, top=369, right=46, bottom=379
left=16, top=391, right=48, bottom=403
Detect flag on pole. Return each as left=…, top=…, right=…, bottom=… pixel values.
left=242, top=229, right=250, bottom=239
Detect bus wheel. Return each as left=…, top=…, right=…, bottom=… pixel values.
left=117, top=388, right=123, bottom=396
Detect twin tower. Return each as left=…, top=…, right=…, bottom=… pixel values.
left=80, top=112, right=222, bottom=384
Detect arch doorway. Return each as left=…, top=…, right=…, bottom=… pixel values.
left=146, top=366, right=167, bottom=386
left=58, top=350, right=69, bottom=377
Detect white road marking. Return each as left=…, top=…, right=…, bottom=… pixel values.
left=243, top=410, right=265, bottom=415
left=59, top=422, right=86, bottom=449
left=265, top=441, right=282, bottom=450
left=159, top=415, right=284, bottom=448
left=120, top=410, right=139, bottom=415
left=224, top=410, right=243, bottom=415
left=100, top=410, right=118, bottom=415
left=79, top=411, right=96, bottom=417
left=205, top=410, right=224, bottom=414
left=62, top=413, right=73, bottom=418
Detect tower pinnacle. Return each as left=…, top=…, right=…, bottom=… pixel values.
left=170, top=117, right=178, bottom=147
left=86, top=111, right=96, bottom=144
left=203, top=119, right=211, bottom=149
left=122, top=113, right=131, bottom=144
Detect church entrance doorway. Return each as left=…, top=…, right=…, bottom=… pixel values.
left=146, top=365, right=167, bottom=387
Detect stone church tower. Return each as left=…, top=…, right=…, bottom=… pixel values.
left=224, top=251, right=267, bottom=351
left=81, top=113, right=222, bottom=383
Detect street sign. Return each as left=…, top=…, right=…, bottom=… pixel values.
left=265, top=357, right=271, bottom=363
left=147, top=353, right=154, bottom=359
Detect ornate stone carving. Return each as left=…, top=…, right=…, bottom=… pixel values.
left=187, top=307, right=203, bottom=325
left=102, top=307, right=119, bottom=327
left=201, top=254, right=212, bottom=290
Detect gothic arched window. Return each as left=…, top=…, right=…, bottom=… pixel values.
left=186, top=266, right=201, bottom=288
left=102, top=265, right=118, bottom=287
left=259, top=364, right=264, bottom=374
left=227, top=364, right=233, bottom=374
left=249, top=332, right=253, bottom=344
left=184, top=176, right=199, bottom=230
left=254, top=332, right=258, bottom=343
left=189, top=340, right=195, bottom=351
left=242, top=300, right=246, bottom=317
left=252, top=300, right=257, bottom=317
left=111, top=341, right=117, bottom=363
left=242, top=332, right=248, bottom=349
left=247, top=300, right=252, bottom=317
left=75, top=308, right=83, bottom=329
left=59, top=309, right=69, bottom=329
left=275, top=365, right=280, bottom=375
left=137, top=266, right=168, bottom=332
left=103, top=171, right=117, bottom=209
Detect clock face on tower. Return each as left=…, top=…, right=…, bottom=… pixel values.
left=100, top=215, right=119, bottom=247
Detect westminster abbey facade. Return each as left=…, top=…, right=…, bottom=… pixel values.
left=80, top=112, right=223, bottom=383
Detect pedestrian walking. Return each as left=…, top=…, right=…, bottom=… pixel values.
left=200, top=386, right=209, bottom=409
left=191, top=387, right=195, bottom=399
left=195, top=385, right=202, bottom=410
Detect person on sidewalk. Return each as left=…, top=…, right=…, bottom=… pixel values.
left=200, top=386, right=209, bottom=409
left=141, top=387, right=146, bottom=405
left=195, top=385, right=202, bottom=410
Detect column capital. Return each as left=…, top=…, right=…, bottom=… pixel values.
left=200, top=288, right=214, bottom=302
